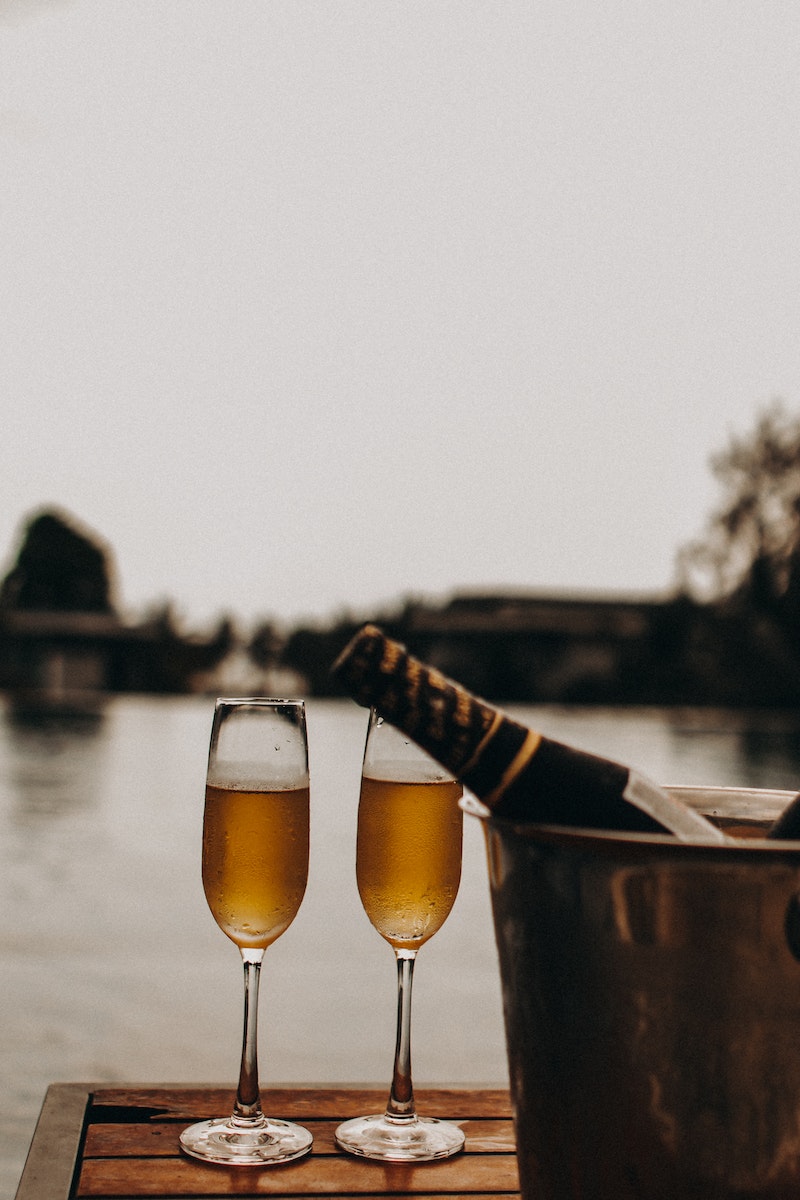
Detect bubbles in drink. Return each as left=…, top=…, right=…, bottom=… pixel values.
left=202, top=783, right=310, bottom=949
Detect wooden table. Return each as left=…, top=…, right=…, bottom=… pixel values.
left=15, top=1084, right=519, bottom=1199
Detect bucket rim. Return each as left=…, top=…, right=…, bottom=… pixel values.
left=459, top=784, right=800, bottom=853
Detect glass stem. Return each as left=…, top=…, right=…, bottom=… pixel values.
left=386, top=949, right=417, bottom=1121
left=233, top=948, right=265, bottom=1122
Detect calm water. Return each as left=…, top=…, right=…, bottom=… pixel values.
left=2, top=695, right=800, bottom=1196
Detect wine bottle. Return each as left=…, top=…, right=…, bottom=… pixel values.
left=766, top=794, right=800, bottom=839
left=332, top=624, right=726, bottom=843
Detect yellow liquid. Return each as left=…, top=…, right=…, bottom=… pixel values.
left=202, top=783, right=309, bottom=950
left=356, top=774, right=463, bottom=950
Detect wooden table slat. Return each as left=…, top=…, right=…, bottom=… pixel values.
left=78, top=1153, right=521, bottom=1197
left=88, top=1087, right=514, bottom=1122
left=83, top=1118, right=516, bottom=1158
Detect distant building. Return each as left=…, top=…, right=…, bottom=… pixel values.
left=0, top=606, right=234, bottom=713
left=399, top=591, right=677, bottom=702
left=393, top=589, right=800, bottom=706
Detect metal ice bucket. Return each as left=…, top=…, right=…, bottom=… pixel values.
left=465, top=786, right=800, bottom=1200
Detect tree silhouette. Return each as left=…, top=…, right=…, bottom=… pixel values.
left=679, top=401, right=800, bottom=626
left=0, top=509, right=115, bottom=613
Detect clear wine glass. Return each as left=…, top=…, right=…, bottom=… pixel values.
left=335, top=710, right=466, bottom=1161
left=180, top=698, right=313, bottom=1166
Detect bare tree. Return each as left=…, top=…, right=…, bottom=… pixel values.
left=679, top=401, right=800, bottom=624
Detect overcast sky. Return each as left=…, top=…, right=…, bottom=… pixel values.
left=2, top=1, right=799, bottom=630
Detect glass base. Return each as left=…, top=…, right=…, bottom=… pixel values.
left=179, top=1114, right=313, bottom=1165
left=334, top=1112, right=465, bottom=1162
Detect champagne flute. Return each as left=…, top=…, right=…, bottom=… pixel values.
left=180, top=698, right=313, bottom=1166
left=335, top=710, right=466, bottom=1161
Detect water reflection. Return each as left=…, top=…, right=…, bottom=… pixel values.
left=736, top=726, right=800, bottom=790
left=0, top=704, right=109, bottom=820
left=664, top=709, right=800, bottom=792
left=2, top=698, right=800, bottom=1200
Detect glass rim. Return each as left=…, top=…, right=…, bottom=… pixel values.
left=214, top=696, right=306, bottom=707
